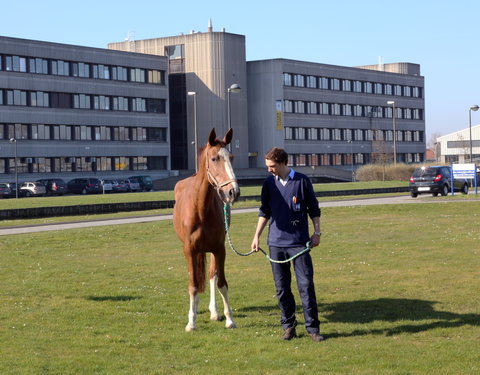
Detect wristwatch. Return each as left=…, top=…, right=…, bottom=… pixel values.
left=314, top=231, right=322, bottom=236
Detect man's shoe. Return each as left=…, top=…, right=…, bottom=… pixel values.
left=308, top=332, right=325, bottom=342
left=282, top=326, right=297, bottom=340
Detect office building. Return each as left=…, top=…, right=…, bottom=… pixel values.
left=0, top=36, right=169, bottom=182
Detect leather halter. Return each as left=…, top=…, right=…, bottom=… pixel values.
left=205, top=147, right=237, bottom=192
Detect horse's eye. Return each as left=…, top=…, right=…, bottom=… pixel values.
left=211, top=156, right=218, bottom=162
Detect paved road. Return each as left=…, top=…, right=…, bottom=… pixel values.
left=0, top=194, right=469, bottom=236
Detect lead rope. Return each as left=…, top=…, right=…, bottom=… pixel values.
left=223, top=203, right=312, bottom=264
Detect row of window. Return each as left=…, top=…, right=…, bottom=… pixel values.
left=0, top=156, right=167, bottom=174
left=0, top=54, right=165, bottom=84
left=288, top=152, right=423, bottom=167
left=0, top=124, right=167, bottom=142
left=283, top=72, right=423, bottom=98
left=283, top=100, right=423, bottom=120
left=285, top=127, right=423, bottom=142
left=0, top=89, right=167, bottom=113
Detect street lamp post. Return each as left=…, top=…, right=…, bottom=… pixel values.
left=187, top=91, right=198, bottom=172
left=469, top=105, right=479, bottom=163
left=387, top=101, right=397, bottom=165
left=227, top=83, right=242, bottom=145
left=347, top=139, right=354, bottom=181
left=9, top=137, right=18, bottom=198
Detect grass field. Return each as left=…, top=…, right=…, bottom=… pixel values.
left=1, top=201, right=479, bottom=374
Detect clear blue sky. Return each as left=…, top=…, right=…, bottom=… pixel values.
left=2, top=0, right=480, bottom=144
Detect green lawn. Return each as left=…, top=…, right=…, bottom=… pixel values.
left=1, top=201, right=479, bottom=374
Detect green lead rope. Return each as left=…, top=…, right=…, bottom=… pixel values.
left=223, top=203, right=311, bottom=264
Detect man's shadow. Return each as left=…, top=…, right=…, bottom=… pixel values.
left=237, top=298, right=480, bottom=337
left=320, top=298, right=480, bottom=338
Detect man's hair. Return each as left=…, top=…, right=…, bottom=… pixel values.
left=265, top=147, right=288, bottom=165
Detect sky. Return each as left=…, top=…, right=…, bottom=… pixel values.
left=2, top=0, right=480, bottom=144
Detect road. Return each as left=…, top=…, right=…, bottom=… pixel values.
left=0, top=194, right=472, bottom=236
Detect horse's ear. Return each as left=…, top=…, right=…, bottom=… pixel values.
left=223, top=128, right=233, bottom=145
left=208, top=128, right=217, bottom=146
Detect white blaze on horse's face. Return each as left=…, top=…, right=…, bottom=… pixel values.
left=209, top=146, right=240, bottom=203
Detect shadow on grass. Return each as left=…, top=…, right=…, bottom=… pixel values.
left=321, top=298, right=480, bottom=338
left=86, top=295, right=142, bottom=302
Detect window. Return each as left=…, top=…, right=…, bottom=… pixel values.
left=130, top=68, right=145, bottom=83
left=331, top=78, right=340, bottom=91
left=147, top=127, right=167, bottom=141
left=319, top=77, right=329, bottom=89
left=307, top=128, right=318, bottom=140
left=72, top=62, right=90, bottom=78
left=374, top=83, right=383, bottom=94
left=343, top=104, right=352, bottom=116
left=293, top=74, right=305, bottom=87
left=320, top=128, right=330, bottom=140
left=332, top=129, right=341, bottom=140
left=342, top=79, right=352, bottom=91
left=283, top=73, right=292, bottom=86
left=364, top=82, right=373, bottom=93
left=148, top=70, right=165, bottom=84
left=52, top=60, right=70, bottom=76
left=132, top=98, right=146, bottom=112
left=394, top=85, right=402, bottom=96
left=319, top=103, right=329, bottom=115
left=113, top=97, right=129, bottom=111
left=306, top=76, right=317, bottom=88
left=93, top=95, right=110, bottom=110
left=166, top=45, right=184, bottom=60
left=412, top=87, right=421, bottom=98
left=285, top=127, right=293, bottom=140
left=7, top=90, right=27, bottom=106
left=284, top=100, right=293, bottom=113
left=112, top=66, right=128, bottom=81
left=403, top=86, right=411, bottom=97
left=353, top=105, right=363, bottom=117
left=294, top=101, right=305, bottom=114
left=147, top=98, right=166, bottom=113
left=30, top=91, right=49, bottom=107
left=73, top=94, right=91, bottom=109
left=307, top=102, right=318, bottom=114
left=353, top=81, right=362, bottom=93
left=93, top=64, right=110, bottom=79
left=331, top=103, right=341, bottom=115
left=29, top=58, right=48, bottom=74
left=295, top=154, right=306, bottom=166
left=384, top=84, right=393, bottom=95
left=6, top=56, right=27, bottom=72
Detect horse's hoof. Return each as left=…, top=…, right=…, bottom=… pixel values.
left=185, top=324, right=196, bottom=332
left=210, top=314, right=219, bottom=321
left=225, top=321, right=237, bottom=329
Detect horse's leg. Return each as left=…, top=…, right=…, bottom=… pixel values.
left=185, top=250, right=199, bottom=332
left=208, top=253, right=219, bottom=321
left=215, top=248, right=236, bottom=329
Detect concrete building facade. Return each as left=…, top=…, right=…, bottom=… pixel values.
left=108, top=27, right=249, bottom=170
left=0, top=36, right=169, bottom=183
left=247, top=59, right=425, bottom=172
left=436, top=124, right=480, bottom=164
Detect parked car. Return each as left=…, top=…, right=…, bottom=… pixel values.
left=36, top=178, right=68, bottom=196
left=1, top=182, right=21, bottom=198
left=0, top=183, right=15, bottom=198
left=111, top=179, right=128, bottom=193
left=409, top=166, right=469, bottom=198
left=20, top=181, right=47, bottom=197
left=100, top=179, right=114, bottom=193
left=122, top=178, right=141, bottom=192
left=129, top=175, right=153, bottom=191
left=67, top=178, right=103, bottom=194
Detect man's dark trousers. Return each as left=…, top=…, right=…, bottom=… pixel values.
left=270, top=246, right=320, bottom=334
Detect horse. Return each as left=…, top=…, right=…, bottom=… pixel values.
left=173, top=128, right=240, bottom=331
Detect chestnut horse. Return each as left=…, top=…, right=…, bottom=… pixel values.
left=173, top=128, right=240, bottom=331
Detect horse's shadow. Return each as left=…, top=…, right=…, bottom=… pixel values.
left=238, top=298, right=480, bottom=338
left=86, top=295, right=142, bottom=302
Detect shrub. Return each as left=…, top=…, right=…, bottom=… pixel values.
left=356, top=163, right=422, bottom=181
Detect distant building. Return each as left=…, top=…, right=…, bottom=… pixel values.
left=1, top=35, right=169, bottom=182
left=436, top=124, right=480, bottom=164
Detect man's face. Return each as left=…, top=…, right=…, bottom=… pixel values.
left=265, top=159, right=285, bottom=176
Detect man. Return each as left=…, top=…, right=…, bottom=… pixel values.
left=251, top=147, right=324, bottom=342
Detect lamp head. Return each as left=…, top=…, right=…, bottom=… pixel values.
left=387, top=101, right=395, bottom=105
left=228, top=83, right=241, bottom=93
left=9, top=138, right=16, bottom=143
left=470, top=104, right=479, bottom=111
left=187, top=91, right=197, bottom=96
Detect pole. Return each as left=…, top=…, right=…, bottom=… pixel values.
left=193, top=93, right=198, bottom=172
left=392, top=103, right=397, bottom=165
left=469, top=108, right=473, bottom=163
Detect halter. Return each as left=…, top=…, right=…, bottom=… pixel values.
left=205, top=147, right=238, bottom=195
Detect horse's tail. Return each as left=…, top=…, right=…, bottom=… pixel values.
left=196, top=252, right=206, bottom=293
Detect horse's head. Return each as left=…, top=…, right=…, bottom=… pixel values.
left=204, top=128, right=240, bottom=204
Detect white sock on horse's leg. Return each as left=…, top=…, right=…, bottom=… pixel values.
left=185, top=293, right=199, bottom=332
left=218, top=285, right=236, bottom=328
left=209, top=276, right=219, bottom=321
